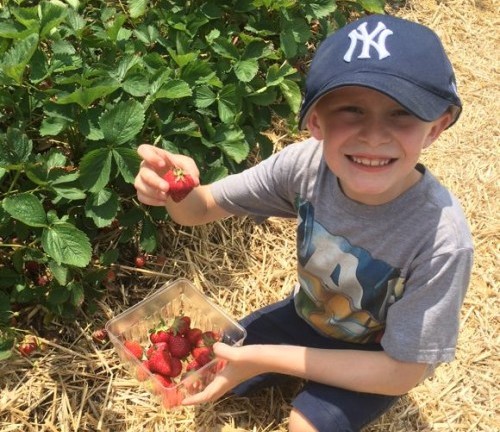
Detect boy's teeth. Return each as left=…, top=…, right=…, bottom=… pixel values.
left=351, top=156, right=391, bottom=167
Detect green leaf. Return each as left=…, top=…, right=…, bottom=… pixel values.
left=155, top=79, right=192, bottom=100
left=127, top=0, right=147, bottom=18
left=140, top=218, right=157, bottom=253
left=234, top=59, right=259, bottom=82
left=194, top=86, right=217, bottom=108
left=100, top=249, right=119, bottom=266
left=0, top=128, right=33, bottom=167
left=279, top=79, right=302, bottom=113
left=79, top=148, right=112, bottom=193
left=2, top=193, right=47, bottom=228
left=211, top=38, right=239, bottom=60
left=84, top=189, right=119, bottom=228
left=1, top=33, right=39, bottom=84
left=100, top=100, right=145, bottom=145
left=69, top=281, right=85, bottom=307
left=47, top=285, right=70, bottom=305
left=266, top=62, right=296, bottom=86
left=358, top=0, right=386, bottom=13
left=203, top=166, right=228, bottom=184
left=122, top=73, right=150, bottom=96
left=280, top=29, right=297, bottom=59
left=48, top=261, right=70, bottom=286
left=40, top=1, right=68, bottom=39
left=41, top=223, right=92, bottom=267
left=40, top=117, right=69, bottom=136
left=56, top=81, right=120, bottom=108
left=0, top=291, right=12, bottom=325
left=0, top=269, right=22, bottom=288
left=214, top=126, right=249, bottom=163
left=247, top=86, right=277, bottom=106
left=52, top=187, right=87, bottom=201
left=303, top=0, right=337, bottom=19
left=112, top=148, right=141, bottom=184
left=218, top=84, right=241, bottom=124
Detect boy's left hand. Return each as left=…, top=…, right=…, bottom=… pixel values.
left=181, top=342, right=262, bottom=406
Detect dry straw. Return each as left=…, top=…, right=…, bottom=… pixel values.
left=1, top=0, right=498, bottom=431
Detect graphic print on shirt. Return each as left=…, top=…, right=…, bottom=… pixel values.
left=294, top=200, right=405, bottom=343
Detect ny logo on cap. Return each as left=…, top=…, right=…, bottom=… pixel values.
left=344, top=22, right=394, bottom=62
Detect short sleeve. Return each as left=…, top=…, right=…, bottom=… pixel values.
left=210, top=139, right=322, bottom=221
left=381, top=247, right=473, bottom=363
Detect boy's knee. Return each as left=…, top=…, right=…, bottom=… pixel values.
left=289, top=408, right=318, bottom=432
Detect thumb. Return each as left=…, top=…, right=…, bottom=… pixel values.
left=212, top=342, right=238, bottom=361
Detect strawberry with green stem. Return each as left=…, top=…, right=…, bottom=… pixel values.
left=163, top=167, right=196, bottom=202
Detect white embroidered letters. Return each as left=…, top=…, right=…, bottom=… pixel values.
left=343, top=22, right=394, bottom=62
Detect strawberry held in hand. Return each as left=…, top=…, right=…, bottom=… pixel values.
left=163, top=167, right=195, bottom=202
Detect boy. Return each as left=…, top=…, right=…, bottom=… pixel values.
left=134, top=14, right=473, bottom=432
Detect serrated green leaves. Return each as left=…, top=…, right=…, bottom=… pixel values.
left=85, top=189, right=119, bottom=228
left=0, top=128, right=33, bottom=168
left=0, top=33, right=38, bottom=84
left=100, top=100, right=145, bottom=145
left=2, top=193, right=91, bottom=267
left=2, top=193, right=47, bottom=227
left=42, top=222, right=92, bottom=267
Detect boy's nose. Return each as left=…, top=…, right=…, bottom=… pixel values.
left=359, top=117, right=391, bottom=147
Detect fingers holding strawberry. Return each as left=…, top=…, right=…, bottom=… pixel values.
left=135, top=144, right=200, bottom=206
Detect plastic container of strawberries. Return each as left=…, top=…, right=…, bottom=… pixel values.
left=105, top=278, right=247, bottom=409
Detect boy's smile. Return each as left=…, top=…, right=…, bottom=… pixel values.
left=307, top=86, right=451, bottom=205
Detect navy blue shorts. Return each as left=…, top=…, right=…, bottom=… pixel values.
left=232, top=297, right=399, bottom=432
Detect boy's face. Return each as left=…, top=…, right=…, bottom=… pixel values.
left=307, top=86, right=451, bottom=205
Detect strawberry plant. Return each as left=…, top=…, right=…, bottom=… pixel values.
left=0, top=0, right=386, bottom=356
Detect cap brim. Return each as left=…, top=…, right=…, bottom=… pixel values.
left=299, top=72, right=462, bottom=129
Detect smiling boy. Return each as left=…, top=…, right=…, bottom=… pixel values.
left=134, top=14, right=473, bottom=432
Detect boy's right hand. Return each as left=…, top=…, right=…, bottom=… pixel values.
left=134, top=144, right=200, bottom=206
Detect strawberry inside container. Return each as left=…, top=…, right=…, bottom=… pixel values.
left=105, top=278, right=246, bottom=409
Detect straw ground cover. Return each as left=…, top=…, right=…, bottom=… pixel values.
left=1, top=0, right=498, bottom=431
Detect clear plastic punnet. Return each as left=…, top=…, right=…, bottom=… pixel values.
left=106, top=279, right=246, bottom=409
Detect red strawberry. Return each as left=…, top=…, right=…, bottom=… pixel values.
left=148, top=349, right=172, bottom=376
left=192, top=346, right=213, bottom=366
left=104, top=269, right=116, bottom=283
left=186, top=327, right=203, bottom=346
left=149, top=329, right=170, bottom=344
left=92, top=328, right=108, bottom=344
left=123, top=340, right=143, bottom=359
left=169, top=356, right=183, bottom=378
left=18, top=341, right=37, bottom=357
left=200, top=330, right=219, bottom=346
left=146, top=342, right=168, bottom=359
left=151, top=374, right=174, bottom=394
left=168, top=334, right=191, bottom=359
left=36, top=275, right=49, bottom=286
left=163, top=168, right=195, bottom=202
left=186, top=358, right=201, bottom=372
left=170, top=315, right=190, bottom=336
left=135, top=255, right=146, bottom=268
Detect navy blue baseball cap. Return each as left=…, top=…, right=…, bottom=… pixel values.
left=299, top=14, right=462, bottom=129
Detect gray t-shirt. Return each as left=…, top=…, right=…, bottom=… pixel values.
left=211, top=138, right=473, bottom=364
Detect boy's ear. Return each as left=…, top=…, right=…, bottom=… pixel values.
left=424, top=111, right=453, bottom=148
left=306, top=109, right=324, bottom=140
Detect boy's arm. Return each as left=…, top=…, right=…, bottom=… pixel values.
left=247, top=344, right=428, bottom=395
left=182, top=343, right=428, bottom=406
left=164, top=184, right=232, bottom=226
left=134, top=144, right=232, bottom=225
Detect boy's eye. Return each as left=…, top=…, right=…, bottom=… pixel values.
left=341, top=106, right=362, bottom=114
left=393, top=109, right=412, bottom=117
